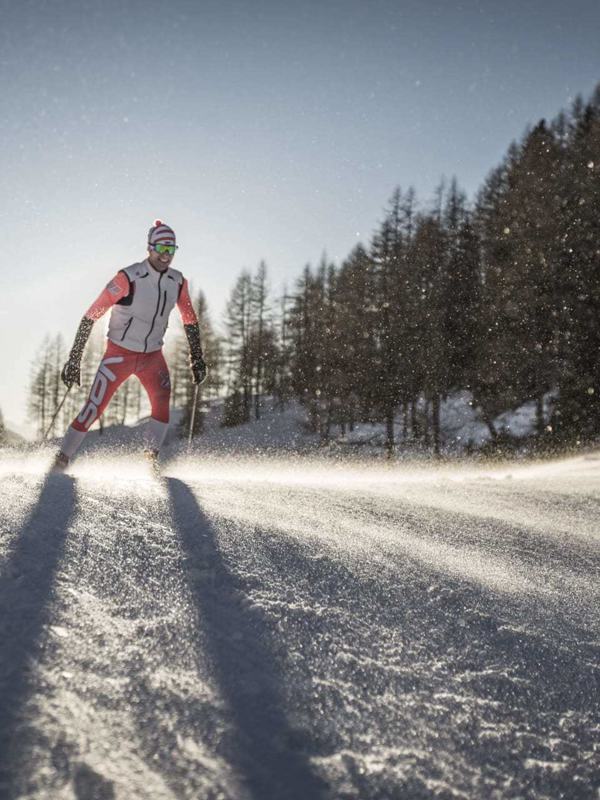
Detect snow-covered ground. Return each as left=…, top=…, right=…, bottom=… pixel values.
left=327, top=391, right=558, bottom=456
left=0, top=444, right=598, bottom=799
left=173, top=391, right=556, bottom=458
left=10, top=389, right=557, bottom=457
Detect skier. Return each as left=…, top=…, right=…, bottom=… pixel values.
left=52, top=220, right=206, bottom=471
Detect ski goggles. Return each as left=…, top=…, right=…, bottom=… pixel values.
left=151, top=243, right=178, bottom=255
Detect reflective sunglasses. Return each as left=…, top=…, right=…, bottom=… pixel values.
left=151, top=243, right=178, bottom=255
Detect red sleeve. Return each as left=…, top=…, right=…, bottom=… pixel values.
left=84, top=272, right=130, bottom=321
left=177, top=278, right=198, bottom=325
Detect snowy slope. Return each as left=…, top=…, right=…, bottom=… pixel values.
left=40, top=391, right=557, bottom=464
left=0, top=448, right=598, bottom=799
left=174, top=391, right=556, bottom=458
left=181, top=398, right=320, bottom=455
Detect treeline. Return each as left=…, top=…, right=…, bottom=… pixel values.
left=223, top=85, right=600, bottom=453
left=28, top=85, right=600, bottom=452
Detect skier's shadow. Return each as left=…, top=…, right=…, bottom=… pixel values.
left=166, top=478, right=328, bottom=800
left=0, top=473, right=76, bottom=792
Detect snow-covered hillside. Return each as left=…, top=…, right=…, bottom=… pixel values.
left=0, top=446, right=598, bottom=799
left=34, top=390, right=560, bottom=465
left=177, top=391, right=558, bottom=457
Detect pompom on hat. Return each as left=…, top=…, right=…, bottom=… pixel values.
left=148, top=219, right=176, bottom=246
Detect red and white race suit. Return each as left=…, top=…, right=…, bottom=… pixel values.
left=60, top=260, right=198, bottom=458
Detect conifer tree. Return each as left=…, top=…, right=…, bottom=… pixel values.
left=552, top=91, right=600, bottom=439
left=289, top=265, right=322, bottom=432
left=472, top=152, right=521, bottom=438
left=334, top=244, right=378, bottom=431
left=370, top=219, right=397, bottom=453
left=251, top=261, right=270, bottom=420
left=224, top=270, right=253, bottom=423
left=410, top=213, right=449, bottom=454
left=444, top=215, right=481, bottom=395
left=28, top=334, right=66, bottom=439
left=272, top=289, right=294, bottom=410
left=442, top=182, right=482, bottom=397
left=474, top=122, right=563, bottom=438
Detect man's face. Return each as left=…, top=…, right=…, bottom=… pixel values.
left=147, top=243, right=176, bottom=272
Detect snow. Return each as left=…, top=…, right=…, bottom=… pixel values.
left=0, top=438, right=598, bottom=799
left=172, top=391, right=547, bottom=457
left=30, top=390, right=559, bottom=467
left=179, top=398, right=320, bottom=455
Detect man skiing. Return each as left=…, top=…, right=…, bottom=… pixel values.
left=53, top=220, right=206, bottom=471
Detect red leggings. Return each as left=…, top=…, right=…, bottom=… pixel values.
left=72, top=341, right=171, bottom=432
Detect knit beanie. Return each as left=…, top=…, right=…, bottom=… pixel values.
left=148, top=219, right=176, bottom=246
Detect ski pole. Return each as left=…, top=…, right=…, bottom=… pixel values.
left=187, top=384, right=200, bottom=450
left=43, top=386, right=72, bottom=442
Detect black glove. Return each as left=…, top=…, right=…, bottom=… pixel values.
left=61, top=317, right=93, bottom=388
left=184, top=323, right=207, bottom=385
left=61, top=358, right=81, bottom=388
left=190, top=354, right=207, bottom=385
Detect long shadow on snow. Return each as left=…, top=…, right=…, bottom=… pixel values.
left=0, top=473, right=76, bottom=795
left=166, top=478, right=328, bottom=800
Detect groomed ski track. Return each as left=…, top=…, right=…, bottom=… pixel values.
left=0, top=451, right=598, bottom=799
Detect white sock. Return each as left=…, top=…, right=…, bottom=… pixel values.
left=144, top=418, right=169, bottom=453
left=60, top=425, right=88, bottom=459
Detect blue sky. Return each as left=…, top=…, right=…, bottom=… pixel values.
left=1, top=0, right=599, bottom=431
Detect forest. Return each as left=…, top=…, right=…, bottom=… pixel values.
left=24, top=85, right=600, bottom=455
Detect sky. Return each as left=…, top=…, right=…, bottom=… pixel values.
left=1, top=0, right=599, bottom=433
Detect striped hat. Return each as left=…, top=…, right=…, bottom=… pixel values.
left=148, top=219, right=176, bottom=246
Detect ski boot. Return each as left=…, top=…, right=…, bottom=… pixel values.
left=144, top=449, right=161, bottom=476
left=51, top=452, right=69, bottom=473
